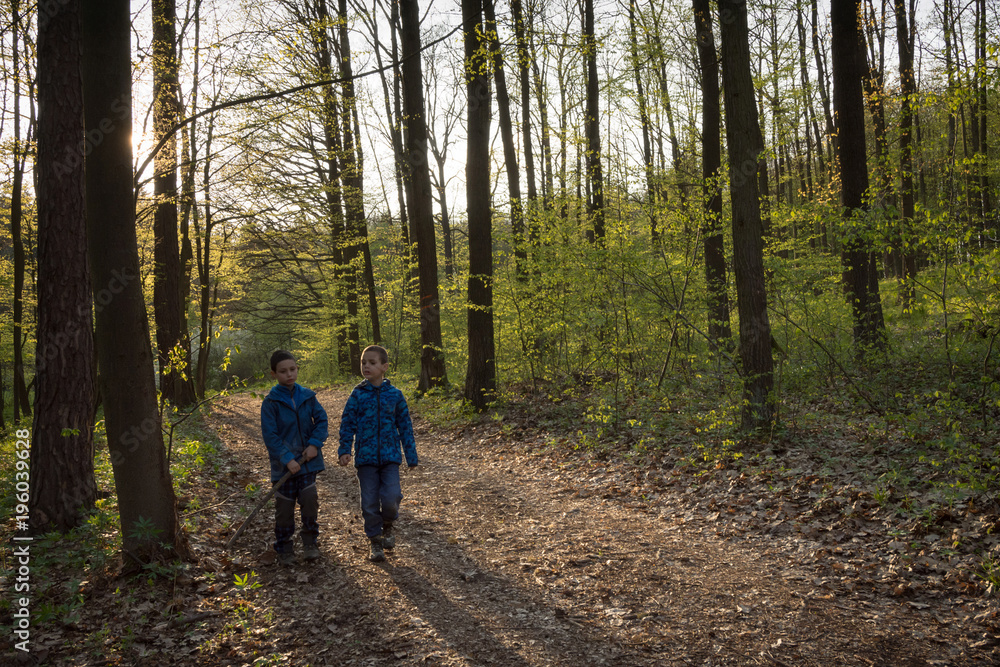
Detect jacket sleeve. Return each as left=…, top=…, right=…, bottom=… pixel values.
left=395, top=393, right=418, bottom=467
left=307, top=397, right=329, bottom=449
left=338, top=391, right=358, bottom=457
left=261, top=399, right=294, bottom=468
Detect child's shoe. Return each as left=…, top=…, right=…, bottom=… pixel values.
left=303, top=544, right=320, bottom=561
left=369, top=536, right=385, bottom=562
left=382, top=523, right=395, bottom=550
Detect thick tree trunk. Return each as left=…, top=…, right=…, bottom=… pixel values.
left=30, top=0, right=98, bottom=532
left=81, top=0, right=184, bottom=562
left=153, top=0, right=195, bottom=406
left=400, top=0, right=447, bottom=390
left=832, top=0, right=887, bottom=352
left=718, top=0, right=775, bottom=432
left=464, top=0, right=497, bottom=410
left=693, top=0, right=731, bottom=349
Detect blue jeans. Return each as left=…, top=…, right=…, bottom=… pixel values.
left=357, top=464, right=402, bottom=538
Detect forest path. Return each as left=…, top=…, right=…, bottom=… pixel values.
left=202, top=388, right=993, bottom=666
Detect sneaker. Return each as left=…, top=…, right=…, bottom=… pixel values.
left=369, top=537, right=385, bottom=562
left=277, top=551, right=296, bottom=566
left=303, top=544, right=320, bottom=561
left=382, top=523, right=395, bottom=550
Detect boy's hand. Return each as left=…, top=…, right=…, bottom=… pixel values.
left=338, top=454, right=351, bottom=466
left=303, top=445, right=319, bottom=462
left=287, top=459, right=301, bottom=474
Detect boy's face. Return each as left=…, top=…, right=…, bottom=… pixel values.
left=360, top=351, right=389, bottom=384
left=272, top=359, right=298, bottom=388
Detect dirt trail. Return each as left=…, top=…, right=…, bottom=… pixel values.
left=202, top=389, right=997, bottom=666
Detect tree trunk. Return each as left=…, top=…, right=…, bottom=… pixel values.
left=832, top=0, right=887, bottom=353
left=894, top=0, right=918, bottom=308
left=694, top=0, right=732, bottom=349
left=153, top=0, right=195, bottom=406
left=511, top=0, right=537, bottom=220
left=582, top=0, right=604, bottom=241
left=630, top=0, right=657, bottom=242
left=10, top=0, right=32, bottom=423
left=400, top=0, right=447, bottom=390
left=484, top=0, right=525, bottom=276
left=811, top=0, right=837, bottom=165
left=81, top=0, right=185, bottom=562
left=336, top=0, right=370, bottom=370
left=975, top=0, right=991, bottom=226
left=30, top=0, right=98, bottom=532
left=464, top=0, right=497, bottom=410
left=718, top=0, right=775, bottom=432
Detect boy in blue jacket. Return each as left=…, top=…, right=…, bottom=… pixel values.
left=260, top=350, right=328, bottom=565
left=338, top=345, right=418, bottom=562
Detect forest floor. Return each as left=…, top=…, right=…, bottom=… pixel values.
left=8, top=387, right=1000, bottom=666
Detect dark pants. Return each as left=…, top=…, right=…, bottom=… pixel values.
left=274, top=473, right=319, bottom=554
left=357, top=464, right=402, bottom=538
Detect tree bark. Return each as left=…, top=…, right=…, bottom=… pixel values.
left=30, top=0, right=98, bottom=532
left=832, top=0, right=887, bottom=353
left=81, top=0, right=185, bottom=562
left=582, top=0, right=604, bottom=241
left=153, top=0, right=196, bottom=406
left=718, top=0, right=775, bottom=432
left=484, top=0, right=525, bottom=275
left=630, top=0, right=657, bottom=242
left=894, top=0, right=918, bottom=308
left=693, top=0, right=732, bottom=349
left=400, top=0, right=447, bottom=390
left=464, top=0, right=496, bottom=410
left=10, top=0, right=32, bottom=422
left=336, top=0, right=373, bottom=369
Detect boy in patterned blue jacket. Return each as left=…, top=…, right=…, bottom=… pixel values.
left=261, top=350, right=328, bottom=566
left=338, top=345, right=418, bottom=562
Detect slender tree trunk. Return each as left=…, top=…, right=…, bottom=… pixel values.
left=812, top=0, right=837, bottom=164
left=464, top=0, right=496, bottom=410
left=511, top=0, right=537, bottom=224
left=30, top=0, right=98, bottom=532
left=484, top=0, right=525, bottom=274
left=10, top=0, right=32, bottom=422
left=153, top=0, right=195, bottom=406
left=718, top=0, right=775, bottom=432
left=400, top=0, right=447, bottom=390
left=832, top=0, right=887, bottom=353
left=630, top=0, right=657, bottom=242
left=81, top=0, right=185, bottom=562
left=694, top=0, right=732, bottom=349
left=894, top=0, right=918, bottom=308
left=336, top=0, right=371, bottom=369
left=975, top=0, right=991, bottom=227
left=582, top=0, right=604, bottom=241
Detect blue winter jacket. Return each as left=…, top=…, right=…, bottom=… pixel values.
left=338, top=380, right=418, bottom=468
left=260, top=383, right=329, bottom=482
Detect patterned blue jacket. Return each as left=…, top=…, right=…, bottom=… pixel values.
left=338, top=380, right=418, bottom=468
left=260, top=383, right=328, bottom=483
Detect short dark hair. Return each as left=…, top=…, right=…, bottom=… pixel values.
left=270, top=349, right=296, bottom=372
left=362, top=344, right=389, bottom=364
